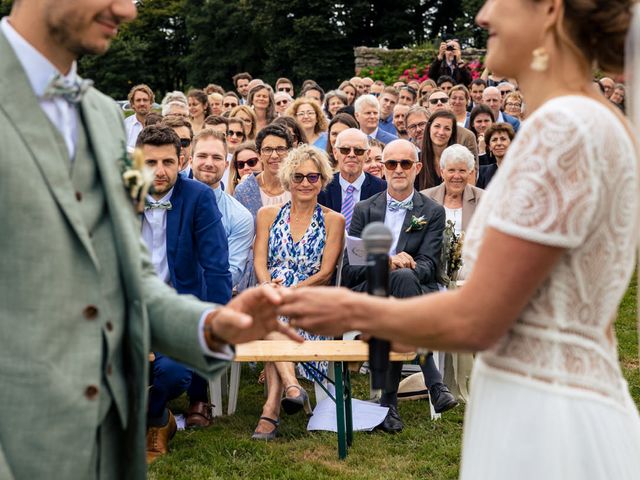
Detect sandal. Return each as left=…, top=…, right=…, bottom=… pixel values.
left=251, top=416, right=279, bottom=441
left=281, top=385, right=313, bottom=416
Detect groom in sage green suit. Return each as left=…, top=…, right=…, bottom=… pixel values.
left=0, top=2, right=298, bottom=479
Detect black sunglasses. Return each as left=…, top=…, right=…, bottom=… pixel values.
left=338, top=146, right=367, bottom=156
left=180, top=138, right=191, bottom=148
left=278, top=87, right=292, bottom=93
left=429, top=97, right=449, bottom=105
left=228, top=130, right=245, bottom=138
left=291, top=172, right=321, bottom=184
left=236, top=157, right=259, bottom=169
left=223, top=102, right=238, bottom=108
left=382, top=159, right=418, bottom=171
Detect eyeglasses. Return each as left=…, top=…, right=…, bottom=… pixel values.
left=261, top=146, right=289, bottom=156
left=337, top=146, right=368, bottom=156
left=291, top=172, right=321, bottom=184
left=296, top=110, right=316, bottom=118
left=429, top=97, right=449, bottom=105
left=278, top=87, right=292, bottom=93
left=499, top=90, right=514, bottom=96
left=407, top=121, right=427, bottom=132
left=236, top=157, right=259, bottom=169
left=276, top=100, right=289, bottom=106
left=505, top=102, right=522, bottom=109
left=382, top=159, right=418, bottom=171
left=180, top=138, right=191, bottom=148
left=223, top=102, right=238, bottom=108
left=228, top=130, right=245, bottom=138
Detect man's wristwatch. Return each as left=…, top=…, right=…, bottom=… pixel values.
left=203, top=310, right=227, bottom=351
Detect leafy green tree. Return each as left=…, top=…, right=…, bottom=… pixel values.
left=0, top=0, right=12, bottom=17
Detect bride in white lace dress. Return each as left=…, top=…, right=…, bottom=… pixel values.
left=280, top=0, right=640, bottom=478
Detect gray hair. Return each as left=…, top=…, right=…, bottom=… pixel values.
left=162, top=101, right=189, bottom=117
left=161, top=91, right=188, bottom=107
left=334, top=128, right=369, bottom=148
left=353, top=94, right=380, bottom=114
left=440, top=144, right=475, bottom=171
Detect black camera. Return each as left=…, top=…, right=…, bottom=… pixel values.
left=446, top=45, right=455, bottom=51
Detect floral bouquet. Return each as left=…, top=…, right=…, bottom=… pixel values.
left=438, top=220, right=465, bottom=289
left=118, top=144, right=155, bottom=214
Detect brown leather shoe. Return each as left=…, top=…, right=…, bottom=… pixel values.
left=146, top=410, right=177, bottom=464
left=185, top=401, right=213, bottom=428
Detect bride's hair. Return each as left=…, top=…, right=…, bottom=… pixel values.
left=547, top=0, right=635, bottom=73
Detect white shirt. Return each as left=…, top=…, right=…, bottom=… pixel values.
left=497, top=111, right=506, bottom=123
left=384, top=191, right=412, bottom=256
left=445, top=206, right=463, bottom=235
left=141, top=189, right=174, bottom=284
left=365, top=127, right=379, bottom=140
left=1, top=17, right=79, bottom=159
left=124, top=114, right=144, bottom=149
left=338, top=171, right=366, bottom=204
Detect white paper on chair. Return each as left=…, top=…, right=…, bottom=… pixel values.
left=307, top=398, right=388, bottom=432
left=345, top=235, right=367, bottom=266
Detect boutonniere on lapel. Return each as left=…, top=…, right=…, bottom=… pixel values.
left=118, top=143, right=155, bottom=214
left=405, top=215, right=428, bottom=233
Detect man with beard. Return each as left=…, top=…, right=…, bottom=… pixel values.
left=125, top=83, right=154, bottom=148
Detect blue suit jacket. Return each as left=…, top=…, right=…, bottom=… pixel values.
left=166, top=175, right=232, bottom=304
left=501, top=112, right=521, bottom=132
left=318, top=171, right=387, bottom=213
left=374, top=128, right=398, bottom=145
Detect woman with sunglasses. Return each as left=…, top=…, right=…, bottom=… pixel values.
left=286, top=98, right=329, bottom=150
left=417, top=110, right=458, bottom=190
left=252, top=144, right=344, bottom=440
left=227, top=142, right=262, bottom=196
left=229, top=105, right=258, bottom=141
left=226, top=117, right=246, bottom=155
left=234, top=124, right=293, bottom=219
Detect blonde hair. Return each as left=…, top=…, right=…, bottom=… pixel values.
left=285, top=98, right=328, bottom=134
left=229, top=105, right=257, bottom=140
left=278, top=144, right=334, bottom=192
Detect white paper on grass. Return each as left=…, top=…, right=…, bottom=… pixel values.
left=307, top=398, right=388, bottom=432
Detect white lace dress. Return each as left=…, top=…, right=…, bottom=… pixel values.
left=459, top=96, right=640, bottom=479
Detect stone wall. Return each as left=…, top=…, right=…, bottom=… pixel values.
left=354, top=46, right=486, bottom=74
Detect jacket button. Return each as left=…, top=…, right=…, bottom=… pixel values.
left=83, top=305, right=98, bottom=320
left=75, top=191, right=83, bottom=201
left=105, top=321, right=113, bottom=332
left=85, top=385, right=99, bottom=400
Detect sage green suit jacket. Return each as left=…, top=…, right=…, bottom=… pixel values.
left=0, top=32, right=229, bottom=479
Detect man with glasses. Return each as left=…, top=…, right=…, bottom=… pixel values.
left=341, top=139, right=456, bottom=433
left=275, top=77, right=295, bottom=97
left=405, top=106, right=430, bottom=149
left=378, top=87, right=399, bottom=136
left=162, top=116, right=194, bottom=177
left=355, top=94, right=398, bottom=146
left=497, top=81, right=515, bottom=99
left=318, top=128, right=386, bottom=228
left=482, top=86, right=520, bottom=132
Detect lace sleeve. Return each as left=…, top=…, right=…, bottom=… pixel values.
left=488, top=108, right=598, bottom=248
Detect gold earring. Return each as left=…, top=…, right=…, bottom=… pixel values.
left=530, top=47, right=549, bottom=72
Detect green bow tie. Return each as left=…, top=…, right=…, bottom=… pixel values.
left=145, top=201, right=172, bottom=211
left=42, top=74, right=93, bottom=104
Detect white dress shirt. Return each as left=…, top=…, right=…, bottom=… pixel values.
left=338, top=171, right=366, bottom=204
left=384, top=191, right=412, bottom=256
left=124, top=114, right=144, bottom=149
left=1, top=17, right=79, bottom=159
left=141, top=189, right=174, bottom=284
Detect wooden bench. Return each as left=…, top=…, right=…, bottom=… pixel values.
left=210, top=340, right=414, bottom=459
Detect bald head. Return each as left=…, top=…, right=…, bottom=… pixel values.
left=383, top=139, right=419, bottom=163
left=335, top=128, right=368, bottom=148
left=482, top=87, right=502, bottom=115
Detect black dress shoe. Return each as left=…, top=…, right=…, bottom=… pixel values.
left=429, top=383, right=458, bottom=414
left=377, top=404, right=404, bottom=433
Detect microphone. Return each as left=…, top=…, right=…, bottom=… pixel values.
left=362, top=222, right=393, bottom=390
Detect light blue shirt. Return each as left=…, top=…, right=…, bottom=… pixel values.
left=338, top=171, right=366, bottom=204
left=384, top=191, right=413, bottom=256
left=213, top=186, right=255, bottom=286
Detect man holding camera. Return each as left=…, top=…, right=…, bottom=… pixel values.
left=429, top=39, right=472, bottom=87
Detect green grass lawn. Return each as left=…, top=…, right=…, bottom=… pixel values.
left=149, top=278, right=640, bottom=480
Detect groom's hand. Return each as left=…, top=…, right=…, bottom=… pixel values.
left=204, top=285, right=303, bottom=348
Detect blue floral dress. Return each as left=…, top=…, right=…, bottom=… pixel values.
left=268, top=201, right=330, bottom=379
